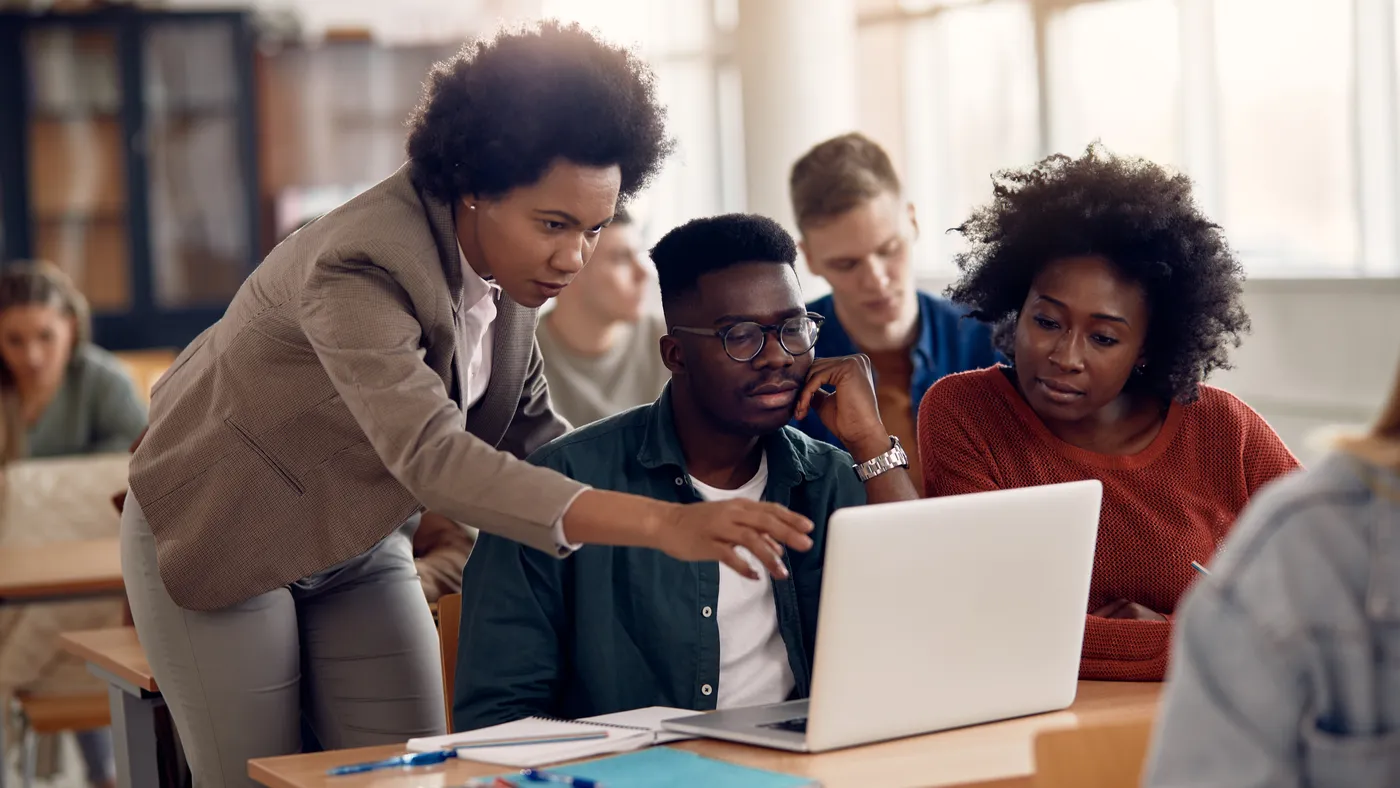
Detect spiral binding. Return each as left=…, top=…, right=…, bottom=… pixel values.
left=525, top=715, right=655, bottom=735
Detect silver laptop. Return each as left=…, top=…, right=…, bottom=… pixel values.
left=661, top=480, right=1102, bottom=753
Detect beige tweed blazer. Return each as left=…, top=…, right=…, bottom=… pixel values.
left=128, top=165, right=584, bottom=611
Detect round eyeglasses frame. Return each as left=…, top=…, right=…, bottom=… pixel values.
left=669, top=313, right=825, bottom=362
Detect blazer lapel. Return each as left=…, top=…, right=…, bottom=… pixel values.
left=411, top=167, right=534, bottom=447
left=415, top=171, right=467, bottom=400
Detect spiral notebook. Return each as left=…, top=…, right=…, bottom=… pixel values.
left=405, top=707, right=697, bottom=767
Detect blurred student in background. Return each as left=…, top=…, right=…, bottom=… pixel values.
left=1147, top=360, right=1400, bottom=787
left=0, top=261, right=145, bottom=460
left=918, top=146, right=1298, bottom=681
left=536, top=207, right=669, bottom=427
left=0, top=260, right=147, bottom=788
left=789, top=133, right=997, bottom=492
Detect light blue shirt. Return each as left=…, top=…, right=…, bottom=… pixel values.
left=1146, top=452, right=1400, bottom=787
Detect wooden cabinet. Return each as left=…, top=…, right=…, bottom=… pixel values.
left=0, top=8, right=260, bottom=350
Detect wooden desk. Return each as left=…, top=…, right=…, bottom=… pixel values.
left=59, top=627, right=164, bottom=788
left=0, top=537, right=123, bottom=604
left=60, top=627, right=158, bottom=694
left=249, top=681, right=1161, bottom=788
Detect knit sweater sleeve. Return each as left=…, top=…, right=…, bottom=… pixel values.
left=1236, top=395, right=1302, bottom=494
left=1080, top=615, right=1174, bottom=680
left=917, top=374, right=1002, bottom=496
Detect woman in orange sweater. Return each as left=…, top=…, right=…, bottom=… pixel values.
left=917, top=145, right=1299, bottom=681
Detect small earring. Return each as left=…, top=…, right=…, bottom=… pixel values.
left=1134, top=363, right=1147, bottom=375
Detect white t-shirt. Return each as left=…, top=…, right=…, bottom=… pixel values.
left=689, top=453, right=797, bottom=709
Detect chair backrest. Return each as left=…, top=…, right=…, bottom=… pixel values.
left=1033, top=716, right=1155, bottom=788
left=436, top=593, right=462, bottom=732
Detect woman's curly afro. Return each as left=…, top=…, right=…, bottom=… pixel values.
left=406, top=20, right=674, bottom=204
left=948, top=144, right=1250, bottom=404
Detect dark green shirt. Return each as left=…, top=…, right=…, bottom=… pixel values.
left=453, top=386, right=867, bottom=731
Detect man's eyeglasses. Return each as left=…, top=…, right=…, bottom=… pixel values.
left=670, top=313, right=825, bottom=363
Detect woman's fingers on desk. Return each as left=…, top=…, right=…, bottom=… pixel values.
left=1116, top=602, right=1168, bottom=621
left=1092, top=599, right=1128, bottom=618
left=1093, top=598, right=1168, bottom=622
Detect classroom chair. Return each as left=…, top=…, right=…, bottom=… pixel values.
left=1032, top=716, right=1155, bottom=788
left=436, top=593, right=462, bottom=732
left=2, top=691, right=110, bottom=788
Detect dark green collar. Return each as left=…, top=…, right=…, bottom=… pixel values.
left=636, top=384, right=827, bottom=489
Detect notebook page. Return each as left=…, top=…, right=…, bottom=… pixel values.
left=460, top=729, right=652, bottom=768
left=581, top=706, right=699, bottom=743
left=406, top=717, right=640, bottom=754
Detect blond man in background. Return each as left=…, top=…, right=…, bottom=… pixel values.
left=789, top=133, right=998, bottom=493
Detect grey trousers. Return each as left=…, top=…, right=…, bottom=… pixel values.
left=119, top=493, right=446, bottom=788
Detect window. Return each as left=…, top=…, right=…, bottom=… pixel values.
left=1214, top=0, right=1356, bottom=274
left=1045, top=0, right=1180, bottom=167
left=903, top=1, right=1039, bottom=274
left=540, top=0, right=736, bottom=246
left=892, top=0, right=1400, bottom=278
left=646, top=59, right=724, bottom=238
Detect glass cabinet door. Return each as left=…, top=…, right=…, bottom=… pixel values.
left=142, top=18, right=254, bottom=309
left=24, top=24, right=131, bottom=312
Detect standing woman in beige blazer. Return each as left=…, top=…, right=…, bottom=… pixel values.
left=120, top=21, right=813, bottom=787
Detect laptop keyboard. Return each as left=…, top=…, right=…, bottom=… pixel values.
left=759, top=717, right=808, bottom=733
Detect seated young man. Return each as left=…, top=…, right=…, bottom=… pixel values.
left=537, top=208, right=671, bottom=427
left=789, top=133, right=999, bottom=493
left=453, top=214, right=917, bottom=730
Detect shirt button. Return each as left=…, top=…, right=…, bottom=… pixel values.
left=702, top=606, right=712, bottom=618
left=701, top=684, right=713, bottom=696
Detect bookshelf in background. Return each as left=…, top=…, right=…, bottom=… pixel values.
left=0, top=7, right=260, bottom=351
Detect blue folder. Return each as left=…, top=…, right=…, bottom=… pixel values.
left=496, top=747, right=819, bottom=787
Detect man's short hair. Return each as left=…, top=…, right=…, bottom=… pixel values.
left=650, top=214, right=797, bottom=320
left=789, top=132, right=901, bottom=231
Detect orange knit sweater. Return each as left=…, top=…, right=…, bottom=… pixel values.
left=917, top=366, right=1300, bottom=681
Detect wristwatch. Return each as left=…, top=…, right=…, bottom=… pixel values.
left=852, top=436, right=909, bottom=482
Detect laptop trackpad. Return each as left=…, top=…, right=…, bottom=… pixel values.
left=662, top=699, right=811, bottom=747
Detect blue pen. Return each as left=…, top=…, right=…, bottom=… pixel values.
left=326, top=749, right=456, bottom=776
left=520, top=767, right=602, bottom=787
